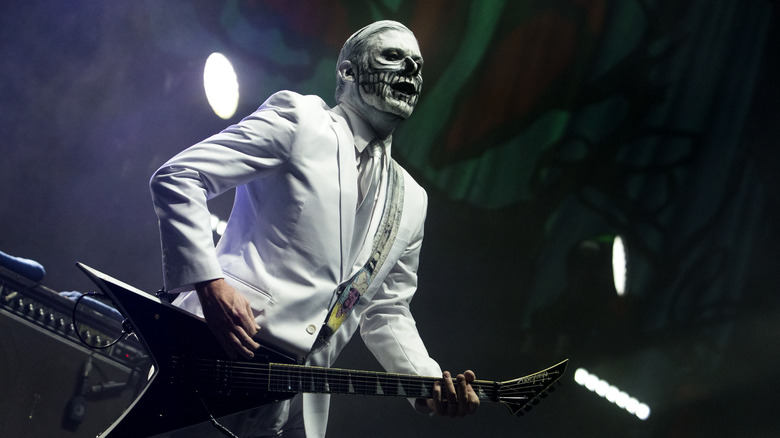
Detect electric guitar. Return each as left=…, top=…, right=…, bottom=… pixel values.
left=77, top=263, right=568, bottom=438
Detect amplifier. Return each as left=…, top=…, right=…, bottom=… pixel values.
left=0, top=265, right=151, bottom=438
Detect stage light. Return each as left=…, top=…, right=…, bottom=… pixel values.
left=612, top=235, right=627, bottom=296
left=203, top=52, right=239, bottom=119
left=574, top=368, right=651, bottom=420
left=635, top=403, right=651, bottom=420
left=210, top=214, right=227, bottom=236
left=215, top=220, right=227, bottom=236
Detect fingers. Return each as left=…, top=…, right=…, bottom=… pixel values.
left=431, top=371, right=458, bottom=416
left=208, top=318, right=258, bottom=360
left=245, top=300, right=260, bottom=336
left=456, top=374, right=469, bottom=416
left=214, top=330, right=241, bottom=360
left=223, top=302, right=260, bottom=359
left=196, top=279, right=261, bottom=360
left=229, top=329, right=259, bottom=359
left=431, top=373, right=443, bottom=413
left=444, top=372, right=458, bottom=417
left=433, top=370, right=480, bottom=417
left=460, top=370, right=480, bottom=415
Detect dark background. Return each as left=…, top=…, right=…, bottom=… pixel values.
left=1, top=1, right=778, bottom=436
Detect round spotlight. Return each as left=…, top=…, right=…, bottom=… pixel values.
left=203, top=52, right=239, bottom=119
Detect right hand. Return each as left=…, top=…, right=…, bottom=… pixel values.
left=195, top=278, right=261, bottom=359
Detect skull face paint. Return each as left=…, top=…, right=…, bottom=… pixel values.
left=356, top=29, right=423, bottom=119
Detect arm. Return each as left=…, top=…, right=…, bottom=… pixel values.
left=149, top=91, right=304, bottom=358
left=358, top=191, right=479, bottom=417
left=150, top=92, right=300, bottom=290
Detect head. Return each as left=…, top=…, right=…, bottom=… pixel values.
left=335, top=21, right=423, bottom=134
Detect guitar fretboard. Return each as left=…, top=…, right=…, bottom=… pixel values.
left=171, top=357, right=500, bottom=402
left=268, top=363, right=499, bottom=401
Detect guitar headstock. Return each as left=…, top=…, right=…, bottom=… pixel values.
left=497, top=359, right=568, bottom=416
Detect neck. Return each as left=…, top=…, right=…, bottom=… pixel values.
left=338, top=101, right=401, bottom=141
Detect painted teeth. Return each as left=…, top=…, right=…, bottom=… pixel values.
left=391, top=82, right=416, bottom=94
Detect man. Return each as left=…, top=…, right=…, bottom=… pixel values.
left=150, top=20, right=478, bottom=437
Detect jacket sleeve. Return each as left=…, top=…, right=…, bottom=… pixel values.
left=149, top=91, right=314, bottom=291
left=358, top=187, right=442, bottom=379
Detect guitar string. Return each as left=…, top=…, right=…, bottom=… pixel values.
left=176, top=357, right=439, bottom=387
left=193, top=370, right=543, bottom=399
left=186, top=361, right=540, bottom=395
left=176, top=359, right=453, bottom=392
left=176, top=358, right=430, bottom=383
left=181, top=361, right=450, bottom=395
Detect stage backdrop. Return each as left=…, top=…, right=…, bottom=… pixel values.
left=1, top=1, right=778, bottom=436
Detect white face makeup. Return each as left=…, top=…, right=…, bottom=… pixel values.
left=355, top=29, right=423, bottom=119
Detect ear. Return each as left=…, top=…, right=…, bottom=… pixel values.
left=338, top=60, right=356, bottom=83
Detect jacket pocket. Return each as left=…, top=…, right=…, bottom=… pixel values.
left=223, top=271, right=275, bottom=310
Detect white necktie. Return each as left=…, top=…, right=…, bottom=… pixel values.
left=358, top=141, right=383, bottom=207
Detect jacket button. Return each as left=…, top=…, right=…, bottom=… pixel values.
left=306, top=324, right=316, bottom=335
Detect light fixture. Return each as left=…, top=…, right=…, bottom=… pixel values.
left=210, top=214, right=228, bottom=236
left=574, top=368, right=650, bottom=420
left=612, top=235, right=627, bottom=296
left=203, top=52, right=239, bottom=119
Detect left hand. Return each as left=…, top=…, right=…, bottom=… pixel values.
left=423, top=370, right=480, bottom=417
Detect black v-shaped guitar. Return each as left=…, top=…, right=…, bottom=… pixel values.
left=77, top=263, right=567, bottom=437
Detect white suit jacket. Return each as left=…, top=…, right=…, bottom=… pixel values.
left=150, top=91, right=441, bottom=437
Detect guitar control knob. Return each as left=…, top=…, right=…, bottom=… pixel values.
left=37, top=308, right=45, bottom=319
left=26, top=303, right=35, bottom=314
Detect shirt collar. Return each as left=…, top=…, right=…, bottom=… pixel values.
left=333, top=104, right=392, bottom=156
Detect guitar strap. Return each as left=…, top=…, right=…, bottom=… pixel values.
left=316, top=160, right=405, bottom=345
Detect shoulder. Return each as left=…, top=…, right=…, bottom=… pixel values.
left=235, top=91, right=332, bottom=142
left=393, top=161, right=424, bottom=192
left=258, top=90, right=331, bottom=120
left=393, top=161, right=428, bottom=207
left=391, top=161, right=429, bottom=240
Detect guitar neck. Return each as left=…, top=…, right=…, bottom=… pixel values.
left=174, top=357, right=499, bottom=402
left=267, top=363, right=499, bottom=402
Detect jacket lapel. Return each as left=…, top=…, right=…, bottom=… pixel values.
left=328, top=109, right=358, bottom=281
